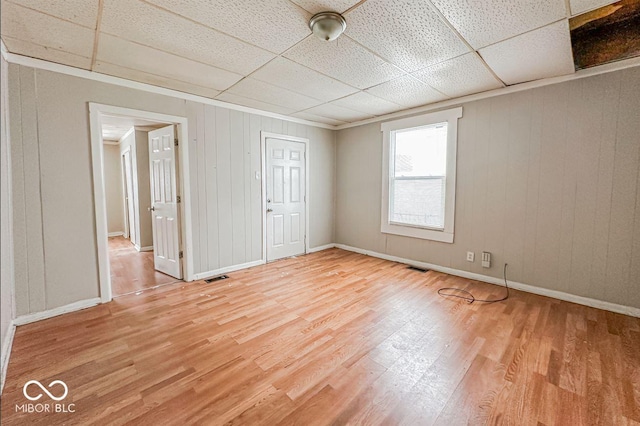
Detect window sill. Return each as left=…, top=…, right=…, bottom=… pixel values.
left=381, top=222, right=454, bottom=243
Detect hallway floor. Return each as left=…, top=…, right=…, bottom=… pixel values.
left=109, top=236, right=179, bottom=296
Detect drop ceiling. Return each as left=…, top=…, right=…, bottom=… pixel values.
left=101, top=114, right=164, bottom=141
left=0, top=0, right=621, bottom=126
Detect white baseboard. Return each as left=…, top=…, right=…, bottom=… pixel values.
left=139, top=246, right=154, bottom=252
left=334, top=244, right=640, bottom=318
left=308, top=243, right=336, bottom=253
left=108, top=231, right=124, bottom=237
left=1, top=321, right=16, bottom=394
left=192, top=260, right=265, bottom=281
left=13, top=297, right=102, bottom=326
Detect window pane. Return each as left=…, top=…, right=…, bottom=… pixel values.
left=390, top=123, right=447, bottom=229
left=391, top=178, right=445, bottom=228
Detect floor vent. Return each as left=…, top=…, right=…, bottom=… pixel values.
left=407, top=266, right=429, bottom=273
left=204, top=275, right=229, bottom=283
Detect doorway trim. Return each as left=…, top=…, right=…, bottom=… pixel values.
left=89, top=103, right=194, bottom=303
left=120, top=150, right=130, bottom=239
left=120, top=145, right=137, bottom=244
left=260, top=131, right=310, bottom=262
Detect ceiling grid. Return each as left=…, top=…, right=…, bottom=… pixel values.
left=0, top=0, right=624, bottom=125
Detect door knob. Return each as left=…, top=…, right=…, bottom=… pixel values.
left=148, top=206, right=155, bottom=211
left=266, top=208, right=273, bottom=213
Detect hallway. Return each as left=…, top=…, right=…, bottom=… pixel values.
left=109, top=236, right=179, bottom=296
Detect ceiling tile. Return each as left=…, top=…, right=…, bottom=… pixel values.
left=145, top=0, right=311, bottom=54
left=216, top=92, right=296, bottom=115
left=365, top=75, right=448, bottom=108
left=2, top=36, right=92, bottom=69
left=330, top=91, right=402, bottom=116
left=301, top=103, right=374, bottom=122
left=412, top=53, right=503, bottom=98
left=102, top=115, right=165, bottom=141
left=1, top=2, right=95, bottom=58
left=284, top=35, right=405, bottom=89
left=290, top=0, right=362, bottom=14
left=569, top=0, right=618, bottom=15
left=101, top=0, right=275, bottom=76
left=101, top=115, right=166, bottom=128
left=224, top=78, right=323, bottom=112
left=94, top=62, right=222, bottom=99
left=97, top=34, right=243, bottom=91
left=479, top=20, right=575, bottom=85
left=250, top=57, right=358, bottom=102
left=430, top=0, right=567, bottom=49
left=102, top=124, right=131, bottom=141
left=345, top=0, right=469, bottom=72
left=6, top=0, right=100, bottom=28
left=291, top=111, right=347, bottom=126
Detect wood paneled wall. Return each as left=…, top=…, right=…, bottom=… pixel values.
left=336, top=66, right=640, bottom=309
left=185, top=102, right=336, bottom=274
left=7, top=65, right=336, bottom=316
left=1, top=53, right=15, bottom=379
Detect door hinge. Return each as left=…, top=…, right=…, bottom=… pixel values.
left=179, top=251, right=184, bottom=259
left=177, top=195, right=181, bottom=203
left=174, top=138, right=179, bottom=146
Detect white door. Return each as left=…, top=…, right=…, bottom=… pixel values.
left=266, top=138, right=306, bottom=261
left=148, top=125, right=182, bottom=279
left=122, top=149, right=136, bottom=244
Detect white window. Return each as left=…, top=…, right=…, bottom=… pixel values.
left=381, top=107, right=462, bottom=243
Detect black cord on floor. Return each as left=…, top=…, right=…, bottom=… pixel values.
left=437, top=263, right=510, bottom=304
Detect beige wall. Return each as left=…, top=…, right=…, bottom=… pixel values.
left=104, top=144, right=124, bottom=235
left=185, top=102, right=336, bottom=272
left=8, top=64, right=336, bottom=316
left=336, top=66, right=640, bottom=309
left=134, top=129, right=153, bottom=249
left=12, top=57, right=637, bottom=318
left=1, top=54, right=15, bottom=381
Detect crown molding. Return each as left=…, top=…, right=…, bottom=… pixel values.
left=4, top=46, right=639, bottom=132
left=0, top=39, right=8, bottom=61
left=336, top=55, right=640, bottom=130
left=2, top=51, right=334, bottom=130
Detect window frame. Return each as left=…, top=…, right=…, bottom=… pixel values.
left=381, top=107, right=462, bottom=243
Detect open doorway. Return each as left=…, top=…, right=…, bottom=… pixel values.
left=90, top=104, right=192, bottom=302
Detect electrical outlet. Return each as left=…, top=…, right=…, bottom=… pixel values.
left=482, top=252, right=491, bottom=268
left=466, top=251, right=475, bottom=262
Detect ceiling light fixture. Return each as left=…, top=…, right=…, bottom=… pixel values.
left=309, top=12, right=347, bottom=42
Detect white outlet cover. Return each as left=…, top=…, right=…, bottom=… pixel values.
left=466, top=252, right=475, bottom=262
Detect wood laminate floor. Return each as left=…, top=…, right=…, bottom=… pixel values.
left=1, top=249, right=639, bottom=425
left=109, top=236, right=179, bottom=296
